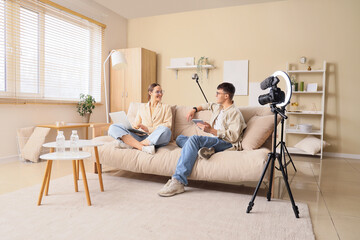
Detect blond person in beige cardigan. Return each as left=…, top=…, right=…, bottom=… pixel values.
left=108, top=83, right=172, bottom=154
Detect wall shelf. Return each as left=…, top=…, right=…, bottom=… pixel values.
left=288, top=69, right=325, bottom=73
left=286, top=129, right=322, bottom=135
left=287, top=111, right=323, bottom=115
left=292, top=91, right=323, bottom=94
left=285, top=147, right=322, bottom=157
left=166, top=65, right=215, bottom=79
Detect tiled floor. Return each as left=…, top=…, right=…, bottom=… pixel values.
left=0, top=155, right=359, bottom=240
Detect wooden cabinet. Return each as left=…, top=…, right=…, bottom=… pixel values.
left=110, top=48, right=156, bottom=113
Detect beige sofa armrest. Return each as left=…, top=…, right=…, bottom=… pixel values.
left=89, top=123, right=111, bottom=138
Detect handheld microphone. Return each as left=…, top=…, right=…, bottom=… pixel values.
left=260, top=76, right=280, bottom=90
left=192, top=73, right=199, bottom=81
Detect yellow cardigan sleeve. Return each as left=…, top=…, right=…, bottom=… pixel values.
left=147, top=105, right=172, bottom=133
left=132, top=109, right=142, bottom=129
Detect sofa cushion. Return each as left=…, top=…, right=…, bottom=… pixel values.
left=16, top=126, right=35, bottom=152
left=238, top=106, right=272, bottom=122
left=94, top=139, right=270, bottom=183
left=294, top=135, right=328, bottom=155
left=174, top=106, right=213, bottom=139
left=241, top=115, right=275, bottom=150
left=21, top=127, right=50, bottom=162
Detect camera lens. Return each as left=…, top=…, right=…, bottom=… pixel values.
left=258, top=93, right=272, bottom=105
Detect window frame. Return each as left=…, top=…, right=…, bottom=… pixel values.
left=0, top=0, right=103, bottom=103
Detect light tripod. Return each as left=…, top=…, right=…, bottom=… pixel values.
left=246, top=104, right=299, bottom=218
left=275, top=109, right=297, bottom=177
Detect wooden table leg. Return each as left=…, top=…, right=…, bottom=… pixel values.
left=72, top=160, right=78, bottom=192
left=85, top=127, right=88, bottom=139
left=38, top=160, right=52, bottom=206
left=79, top=159, right=91, bottom=206
left=44, top=148, right=54, bottom=196
left=76, top=160, right=79, bottom=180
left=94, top=146, right=104, bottom=192
left=44, top=160, right=53, bottom=196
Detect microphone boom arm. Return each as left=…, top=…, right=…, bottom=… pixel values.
left=192, top=73, right=208, bottom=103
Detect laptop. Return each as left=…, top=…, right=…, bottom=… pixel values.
left=109, top=111, right=148, bottom=135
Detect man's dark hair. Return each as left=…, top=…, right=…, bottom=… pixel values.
left=217, top=82, right=235, bottom=100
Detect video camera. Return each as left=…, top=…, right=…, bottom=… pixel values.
left=257, top=71, right=292, bottom=107
left=258, top=76, right=285, bottom=105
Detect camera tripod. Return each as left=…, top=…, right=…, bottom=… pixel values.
left=246, top=104, right=299, bottom=218
left=275, top=109, right=297, bottom=177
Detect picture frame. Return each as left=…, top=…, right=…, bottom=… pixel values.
left=306, top=83, right=318, bottom=92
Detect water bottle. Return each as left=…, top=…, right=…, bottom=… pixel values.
left=56, top=131, right=65, bottom=154
left=70, top=130, right=79, bottom=153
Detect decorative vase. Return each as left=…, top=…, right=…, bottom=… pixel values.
left=82, top=113, right=91, bottom=123
left=294, top=82, right=298, bottom=91
left=299, top=82, right=304, bottom=91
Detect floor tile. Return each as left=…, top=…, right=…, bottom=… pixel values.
left=322, top=191, right=360, bottom=218
left=311, top=214, right=339, bottom=240
left=332, top=214, right=360, bottom=240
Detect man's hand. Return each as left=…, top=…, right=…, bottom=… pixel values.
left=138, top=124, right=149, bottom=133
left=197, top=122, right=212, bottom=133
left=186, top=109, right=196, bottom=122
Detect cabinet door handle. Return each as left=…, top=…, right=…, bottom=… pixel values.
left=122, top=92, right=124, bottom=97
left=126, top=92, right=128, bottom=97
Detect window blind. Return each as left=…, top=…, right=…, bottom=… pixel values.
left=0, top=0, right=104, bottom=103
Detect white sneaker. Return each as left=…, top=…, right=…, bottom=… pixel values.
left=158, top=178, right=185, bottom=197
left=142, top=145, right=155, bottom=155
left=115, top=140, right=132, bottom=149
left=198, top=147, right=215, bottom=159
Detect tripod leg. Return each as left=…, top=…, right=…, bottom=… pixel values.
left=276, top=156, right=300, bottom=218
left=267, top=154, right=276, bottom=201
left=282, top=144, right=288, bottom=179
left=283, top=144, right=297, bottom=172
left=247, top=153, right=273, bottom=213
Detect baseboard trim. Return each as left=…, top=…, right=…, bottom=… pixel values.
left=0, top=155, right=20, bottom=163
left=324, top=152, right=360, bottom=160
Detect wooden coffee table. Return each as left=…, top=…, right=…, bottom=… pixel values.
left=38, top=151, right=92, bottom=206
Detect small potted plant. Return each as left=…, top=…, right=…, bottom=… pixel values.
left=290, top=75, right=298, bottom=91
left=196, top=56, right=209, bottom=81
left=77, top=93, right=96, bottom=123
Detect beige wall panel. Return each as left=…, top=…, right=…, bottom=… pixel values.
left=127, top=0, right=360, bottom=155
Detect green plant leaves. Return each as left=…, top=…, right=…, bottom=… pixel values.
left=77, top=94, right=96, bottom=116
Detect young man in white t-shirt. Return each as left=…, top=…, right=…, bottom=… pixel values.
left=158, top=82, right=246, bottom=197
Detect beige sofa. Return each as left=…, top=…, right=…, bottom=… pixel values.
left=88, top=103, right=277, bottom=184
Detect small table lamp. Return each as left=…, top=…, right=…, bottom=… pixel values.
left=103, top=50, right=127, bottom=123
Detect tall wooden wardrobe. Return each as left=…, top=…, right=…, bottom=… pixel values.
left=110, top=48, right=157, bottom=113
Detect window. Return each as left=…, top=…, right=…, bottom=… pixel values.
left=0, top=1, right=5, bottom=92
left=0, top=0, right=104, bottom=102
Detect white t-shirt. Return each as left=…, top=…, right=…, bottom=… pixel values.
left=213, top=110, right=224, bottom=131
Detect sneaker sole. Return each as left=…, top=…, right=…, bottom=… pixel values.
left=198, top=147, right=215, bottom=159
left=158, top=188, right=185, bottom=197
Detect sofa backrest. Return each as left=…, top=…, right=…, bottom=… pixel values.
left=127, top=102, right=274, bottom=150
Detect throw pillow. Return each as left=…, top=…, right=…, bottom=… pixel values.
left=241, top=115, right=275, bottom=150
left=21, top=127, right=50, bottom=162
left=16, top=126, right=35, bottom=152
left=294, top=135, right=328, bottom=155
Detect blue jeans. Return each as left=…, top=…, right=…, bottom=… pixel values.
left=172, top=135, right=233, bottom=185
left=108, top=124, right=172, bottom=147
